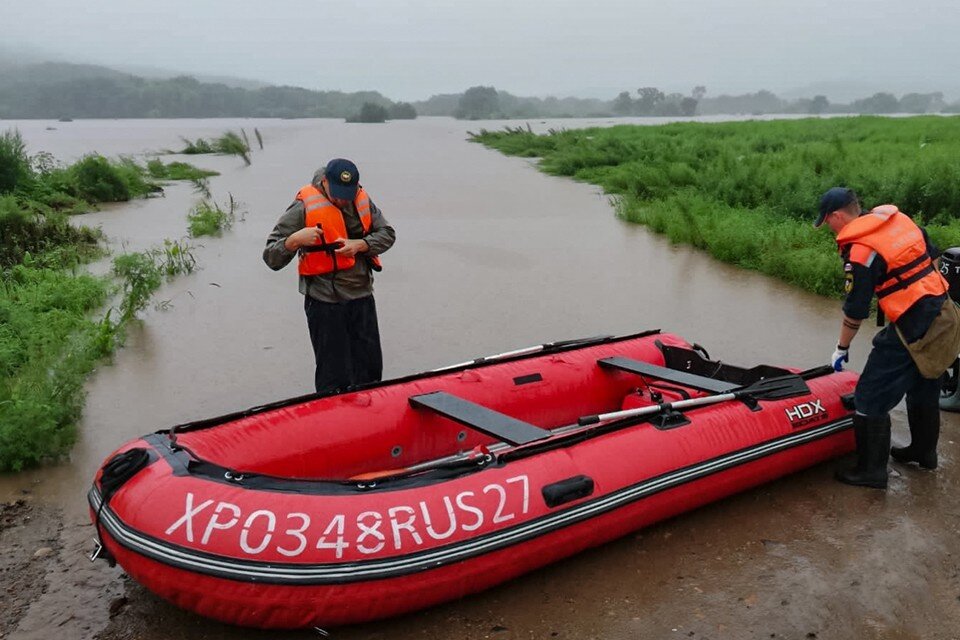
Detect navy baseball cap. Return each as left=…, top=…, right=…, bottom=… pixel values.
left=814, top=187, right=858, bottom=227
left=324, top=158, right=360, bottom=200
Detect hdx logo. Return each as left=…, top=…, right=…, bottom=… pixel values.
left=785, top=399, right=827, bottom=428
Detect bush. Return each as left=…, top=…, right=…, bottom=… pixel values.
left=0, top=129, right=32, bottom=194
left=70, top=155, right=133, bottom=201
left=0, top=196, right=102, bottom=269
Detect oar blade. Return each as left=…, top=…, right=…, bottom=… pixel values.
left=736, top=374, right=810, bottom=400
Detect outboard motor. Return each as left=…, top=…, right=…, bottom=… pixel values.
left=939, top=247, right=960, bottom=410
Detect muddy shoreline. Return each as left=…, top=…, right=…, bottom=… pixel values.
left=8, top=435, right=960, bottom=640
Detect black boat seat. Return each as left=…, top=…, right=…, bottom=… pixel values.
left=598, top=357, right=739, bottom=394
left=409, top=391, right=551, bottom=446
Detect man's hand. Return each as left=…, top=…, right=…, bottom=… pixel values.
left=285, top=226, right=323, bottom=250
left=831, top=345, right=850, bottom=372
left=334, top=238, right=369, bottom=258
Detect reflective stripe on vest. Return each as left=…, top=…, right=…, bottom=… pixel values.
left=837, top=206, right=948, bottom=322
left=294, top=185, right=381, bottom=276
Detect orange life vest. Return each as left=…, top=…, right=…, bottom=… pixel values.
left=837, top=205, right=948, bottom=322
left=295, top=184, right=382, bottom=276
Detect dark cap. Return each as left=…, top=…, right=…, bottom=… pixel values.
left=323, top=158, right=360, bottom=201
left=814, top=187, right=858, bottom=227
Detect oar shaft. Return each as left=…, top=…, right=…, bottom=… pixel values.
left=579, top=392, right=737, bottom=425
left=428, top=336, right=613, bottom=373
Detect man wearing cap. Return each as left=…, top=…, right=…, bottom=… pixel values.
left=815, top=187, right=950, bottom=489
left=264, top=159, right=395, bottom=393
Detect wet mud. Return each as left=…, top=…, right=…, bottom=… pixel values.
left=0, top=498, right=62, bottom=637
left=2, top=117, right=960, bottom=639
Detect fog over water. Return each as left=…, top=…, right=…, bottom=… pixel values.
left=4, top=0, right=960, bottom=101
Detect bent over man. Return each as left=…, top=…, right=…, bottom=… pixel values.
left=816, top=187, right=954, bottom=489
left=264, top=158, right=396, bottom=393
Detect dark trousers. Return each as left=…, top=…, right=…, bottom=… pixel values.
left=854, top=324, right=940, bottom=417
left=304, top=294, right=383, bottom=394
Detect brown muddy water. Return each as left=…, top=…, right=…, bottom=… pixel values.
left=2, top=116, right=960, bottom=640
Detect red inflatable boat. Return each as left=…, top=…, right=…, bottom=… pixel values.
left=88, top=330, right=856, bottom=628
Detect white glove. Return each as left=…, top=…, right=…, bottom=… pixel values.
left=831, top=345, right=849, bottom=372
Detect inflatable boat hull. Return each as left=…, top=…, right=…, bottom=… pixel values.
left=89, top=331, right=856, bottom=628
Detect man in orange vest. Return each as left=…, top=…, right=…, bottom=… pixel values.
left=816, top=187, right=948, bottom=489
left=264, top=158, right=396, bottom=393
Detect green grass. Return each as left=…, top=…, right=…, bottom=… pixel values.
left=0, top=264, right=115, bottom=470
left=147, top=158, right=219, bottom=182
left=0, top=240, right=199, bottom=470
left=113, top=241, right=198, bottom=321
left=472, top=116, right=960, bottom=297
left=178, top=130, right=252, bottom=165
left=0, top=127, right=210, bottom=470
left=187, top=194, right=240, bottom=237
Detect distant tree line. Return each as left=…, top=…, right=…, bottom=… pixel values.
left=345, top=101, right=417, bottom=123
left=419, top=85, right=960, bottom=120
left=0, top=63, right=417, bottom=120
left=696, top=90, right=958, bottom=116
left=415, top=86, right=612, bottom=119
left=3, top=61, right=960, bottom=120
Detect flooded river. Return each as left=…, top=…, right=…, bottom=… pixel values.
left=2, top=116, right=959, bottom=639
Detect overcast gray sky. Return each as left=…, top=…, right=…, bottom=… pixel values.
left=5, top=0, right=960, bottom=101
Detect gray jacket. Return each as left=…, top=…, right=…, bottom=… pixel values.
left=263, top=169, right=396, bottom=303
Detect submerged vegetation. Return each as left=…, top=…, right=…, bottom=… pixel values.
left=147, top=158, right=218, bottom=182
left=178, top=130, right=252, bottom=165
left=113, top=240, right=197, bottom=321
left=187, top=194, right=242, bottom=237
left=0, top=128, right=210, bottom=470
left=472, top=116, right=960, bottom=297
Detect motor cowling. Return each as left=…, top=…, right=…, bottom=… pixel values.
left=939, top=248, right=960, bottom=411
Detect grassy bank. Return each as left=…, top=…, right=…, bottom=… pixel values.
left=472, top=116, right=960, bottom=297
left=0, top=129, right=210, bottom=470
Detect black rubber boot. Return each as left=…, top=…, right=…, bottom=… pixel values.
left=835, top=414, right=890, bottom=489
left=891, top=402, right=939, bottom=469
